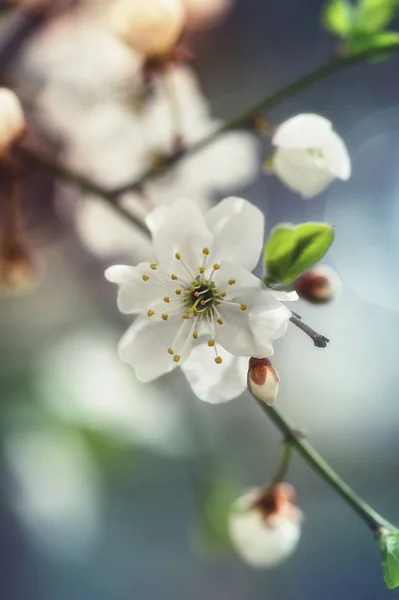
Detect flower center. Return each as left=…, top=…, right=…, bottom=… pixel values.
left=142, top=247, right=248, bottom=366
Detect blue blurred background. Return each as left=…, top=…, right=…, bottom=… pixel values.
left=1, top=0, right=399, bottom=598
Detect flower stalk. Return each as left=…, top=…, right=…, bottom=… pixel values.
left=250, top=393, right=395, bottom=533
left=290, top=312, right=330, bottom=348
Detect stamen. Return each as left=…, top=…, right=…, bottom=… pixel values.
left=193, top=331, right=198, bottom=339
left=164, top=296, right=170, bottom=303
left=175, top=289, right=182, bottom=295
left=147, top=310, right=154, bottom=317
left=171, top=274, right=178, bottom=281
left=142, top=274, right=150, bottom=282
left=240, top=303, right=248, bottom=311
left=215, top=357, right=223, bottom=364
left=173, top=354, right=181, bottom=362
left=162, top=314, right=169, bottom=321
left=218, top=291, right=227, bottom=298
left=202, top=247, right=210, bottom=255
left=208, top=339, right=215, bottom=347
left=175, top=252, right=181, bottom=260
left=213, top=264, right=220, bottom=270
left=217, top=318, right=223, bottom=325
left=168, top=347, right=174, bottom=355
left=228, top=279, right=236, bottom=285
left=150, top=263, right=158, bottom=270
left=182, top=313, right=191, bottom=319
left=199, top=266, right=206, bottom=274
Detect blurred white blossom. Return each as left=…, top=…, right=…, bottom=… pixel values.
left=34, top=329, right=194, bottom=456
left=0, top=88, right=25, bottom=156
left=109, top=0, right=185, bottom=57
left=181, top=0, right=233, bottom=29
left=106, top=197, right=296, bottom=403
left=228, top=483, right=302, bottom=567
left=270, top=114, right=351, bottom=198
left=4, top=428, right=101, bottom=558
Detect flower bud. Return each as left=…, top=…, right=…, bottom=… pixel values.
left=228, top=483, right=302, bottom=568
left=109, top=0, right=185, bottom=57
left=0, top=89, right=25, bottom=158
left=181, top=0, right=232, bottom=29
left=247, top=357, right=279, bottom=406
left=0, top=240, right=43, bottom=294
left=294, top=265, right=341, bottom=304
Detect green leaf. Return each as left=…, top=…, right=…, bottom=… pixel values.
left=323, top=0, right=353, bottom=36
left=354, top=0, right=399, bottom=33
left=347, top=29, right=399, bottom=58
left=381, top=531, right=399, bottom=589
left=264, top=222, right=335, bottom=284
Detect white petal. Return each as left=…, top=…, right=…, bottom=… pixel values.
left=273, top=147, right=335, bottom=198
left=251, top=291, right=292, bottom=356
left=146, top=200, right=213, bottom=278
left=273, top=114, right=332, bottom=149
left=322, top=130, right=351, bottom=180
left=206, top=197, right=265, bottom=271
left=105, top=263, right=174, bottom=314
left=118, top=315, right=185, bottom=381
left=271, top=290, right=298, bottom=302
left=181, top=344, right=248, bottom=403
left=229, top=489, right=301, bottom=568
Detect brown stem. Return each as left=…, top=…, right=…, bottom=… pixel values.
left=290, top=312, right=329, bottom=348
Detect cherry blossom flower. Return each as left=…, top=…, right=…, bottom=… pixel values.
left=0, top=88, right=25, bottom=157
left=105, top=197, right=296, bottom=403
left=228, top=483, right=302, bottom=567
left=270, top=114, right=351, bottom=199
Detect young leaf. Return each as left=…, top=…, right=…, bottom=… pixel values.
left=347, top=29, right=399, bottom=58
left=264, top=222, right=335, bottom=284
left=323, top=0, right=353, bottom=36
left=354, top=0, right=399, bottom=33
left=380, top=531, right=399, bottom=589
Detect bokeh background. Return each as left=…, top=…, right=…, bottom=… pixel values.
left=1, top=0, right=399, bottom=598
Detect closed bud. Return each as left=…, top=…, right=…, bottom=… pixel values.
left=228, top=483, right=302, bottom=568
left=0, top=89, right=25, bottom=158
left=0, top=240, right=43, bottom=294
left=181, top=0, right=232, bottom=30
left=247, top=357, right=279, bottom=406
left=294, top=265, right=341, bottom=304
left=109, top=0, right=185, bottom=57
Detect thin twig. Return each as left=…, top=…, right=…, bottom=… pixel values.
left=290, top=313, right=330, bottom=348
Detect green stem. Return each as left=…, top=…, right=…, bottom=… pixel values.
left=112, top=42, right=399, bottom=195
left=12, top=145, right=149, bottom=235
left=251, top=394, right=395, bottom=533
left=272, top=441, right=294, bottom=485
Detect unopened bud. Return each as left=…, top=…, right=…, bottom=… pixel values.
left=181, top=0, right=232, bottom=30
left=294, top=265, right=341, bottom=304
left=0, top=89, right=25, bottom=158
left=228, top=483, right=302, bottom=568
left=109, top=0, right=185, bottom=57
left=0, top=240, right=43, bottom=294
left=247, top=357, right=279, bottom=406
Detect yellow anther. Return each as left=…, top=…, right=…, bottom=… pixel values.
left=182, top=313, right=190, bottom=319
left=150, top=263, right=158, bottom=270
left=191, top=287, right=196, bottom=292
left=213, top=263, right=221, bottom=270
left=202, top=247, right=210, bottom=255
left=163, top=296, right=170, bottom=303
left=175, top=252, right=181, bottom=260
left=193, top=331, right=198, bottom=340
left=228, top=279, right=236, bottom=285
left=215, top=357, right=223, bottom=364
left=162, top=314, right=169, bottom=321
left=175, top=289, right=182, bottom=295
left=147, top=310, right=154, bottom=317
left=194, top=291, right=200, bottom=297
left=199, top=266, right=206, bottom=274
left=200, top=300, right=206, bottom=306
left=217, top=318, right=223, bottom=325
left=173, top=354, right=181, bottom=363
left=168, top=347, right=174, bottom=355
left=171, top=274, right=178, bottom=281
left=208, top=339, right=215, bottom=347
left=219, top=292, right=227, bottom=298
left=240, top=303, right=248, bottom=311
left=142, top=274, right=150, bottom=282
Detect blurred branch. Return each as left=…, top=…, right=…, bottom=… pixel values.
left=251, top=393, right=395, bottom=533
left=112, top=42, right=399, bottom=196
left=13, top=145, right=149, bottom=234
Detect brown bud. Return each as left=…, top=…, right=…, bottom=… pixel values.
left=294, top=265, right=341, bottom=304
left=0, top=240, right=43, bottom=294
left=247, top=357, right=280, bottom=406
